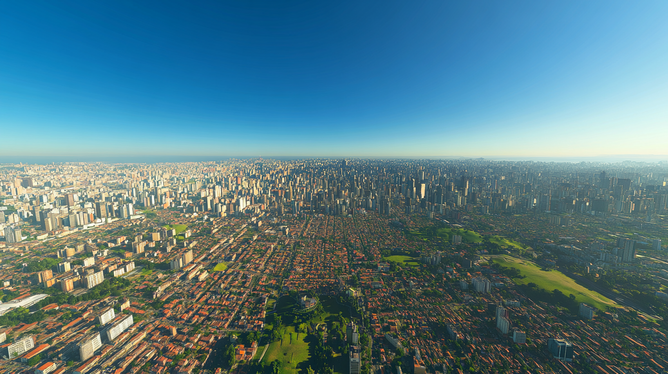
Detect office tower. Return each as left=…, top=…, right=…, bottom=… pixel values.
left=66, top=193, right=76, bottom=207
left=618, top=238, right=636, bottom=262
left=78, top=333, right=102, bottom=361
left=95, top=201, right=107, bottom=218
left=32, top=206, right=41, bottom=222
left=346, top=322, right=359, bottom=344
left=547, top=338, right=574, bottom=362
left=349, top=345, right=361, bottom=374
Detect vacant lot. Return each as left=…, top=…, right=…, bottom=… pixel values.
left=492, top=255, right=619, bottom=311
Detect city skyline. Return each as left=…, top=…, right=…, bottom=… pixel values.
left=2, top=1, right=668, bottom=159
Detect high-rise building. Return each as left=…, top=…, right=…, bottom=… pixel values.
left=132, top=241, right=146, bottom=254
left=618, top=238, right=636, bottom=262
left=472, top=277, right=491, bottom=293
left=57, top=262, right=71, bottom=273
left=65, top=193, right=76, bottom=207
left=7, top=335, right=35, bottom=358
left=105, top=314, right=133, bottom=341
left=496, top=306, right=510, bottom=334
left=83, top=257, right=95, bottom=267
left=61, top=277, right=75, bottom=292
left=349, top=345, right=361, bottom=374
left=95, top=201, right=107, bottom=218
left=34, top=269, right=53, bottom=284
left=579, top=303, right=596, bottom=320
left=346, top=322, right=359, bottom=344
left=98, top=307, right=116, bottom=326
left=512, top=330, right=526, bottom=344
left=548, top=338, right=574, bottom=362
left=653, top=239, right=662, bottom=251
left=83, top=271, right=104, bottom=289
left=3, top=225, right=22, bottom=243
left=78, top=333, right=102, bottom=361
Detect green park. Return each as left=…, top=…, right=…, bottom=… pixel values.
left=492, top=255, right=619, bottom=311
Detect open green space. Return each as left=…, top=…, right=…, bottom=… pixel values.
left=384, top=255, right=420, bottom=267
left=407, top=224, right=482, bottom=244
left=489, top=235, right=527, bottom=251
left=319, top=296, right=352, bottom=321
left=163, top=224, right=188, bottom=234
left=261, top=325, right=311, bottom=374
left=492, top=255, right=619, bottom=311
left=213, top=262, right=228, bottom=272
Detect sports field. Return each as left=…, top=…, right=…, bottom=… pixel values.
left=492, top=255, right=619, bottom=311
left=213, top=262, right=227, bottom=272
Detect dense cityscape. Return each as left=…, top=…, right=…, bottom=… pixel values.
left=1, top=158, right=667, bottom=374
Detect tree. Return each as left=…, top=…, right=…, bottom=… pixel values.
left=224, top=345, right=235, bottom=367
left=27, top=354, right=41, bottom=366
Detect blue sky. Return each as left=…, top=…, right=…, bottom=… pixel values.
left=1, top=1, right=667, bottom=159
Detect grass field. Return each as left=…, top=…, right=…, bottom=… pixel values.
left=492, top=255, right=619, bottom=311
left=261, top=326, right=310, bottom=373
left=489, top=236, right=527, bottom=250
left=164, top=224, right=188, bottom=234
left=408, top=225, right=483, bottom=244
left=384, top=255, right=420, bottom=266
left=213, top=262, right=227, bottom=272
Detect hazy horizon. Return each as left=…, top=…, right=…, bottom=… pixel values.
left=2, top=154, right=668, bottom=165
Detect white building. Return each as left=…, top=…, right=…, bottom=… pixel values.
left=78, top=333, right=102, bottom=361
left=3, top=225, right=22, bottom=243
left=7, top=335, right=34, bottom=358
left=83, top=257, right=95, bottom=267
left=98, top=307, right=116, bottom=326
left=105, top=314, right=134, bottom=341
left=83, top=271, right=104, bottom=289
left=472, top=277, right=491, bottom=293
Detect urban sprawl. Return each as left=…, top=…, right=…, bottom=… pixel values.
left=1, top=159, right=668, bottom=374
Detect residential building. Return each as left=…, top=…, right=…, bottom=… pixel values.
left=78, top=333, right=102, bottom=361
left=105, top=314, right=133, bottom=341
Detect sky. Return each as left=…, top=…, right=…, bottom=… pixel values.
left=1, top=1, right=667, bottom=160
